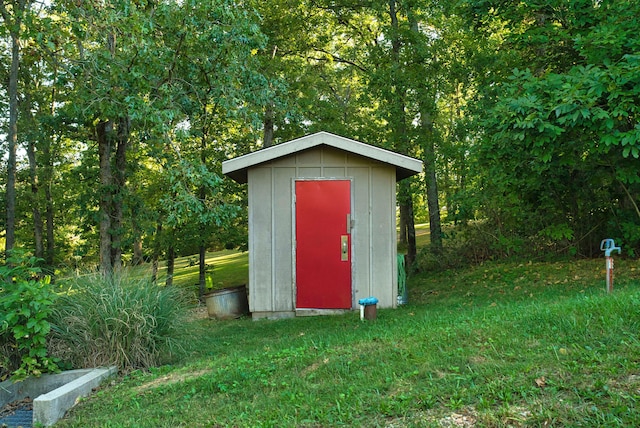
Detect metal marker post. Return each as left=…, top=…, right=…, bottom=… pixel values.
left=600, top=239, right=621, bottom=293
left=606, top=255, right=614, bottom=294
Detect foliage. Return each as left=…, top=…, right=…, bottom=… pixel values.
left=54, top=258, right=640, bottom=427
left=49, top=271, right=192, bottom=372
left=161, top=160, right=237, bottom=230
left=414, top=220, right=547, bottom=273
left=2, top=0, right=640, bottom=276
left=459, top=0, right=640, bottom=257
left=0, top=0, right=276, bottom=272
left=0, top=251, right=58, bottom=380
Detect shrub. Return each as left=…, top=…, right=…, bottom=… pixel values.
left=413, top=221, right=541, bottom=273
left=0, top=252, right=59, bottom=380
left=49, top=272, right=192, bottom=372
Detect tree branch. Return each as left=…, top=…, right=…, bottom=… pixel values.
left=619, top=179, right=640, bottom=220
left=305, top=48, right=368, bottom=73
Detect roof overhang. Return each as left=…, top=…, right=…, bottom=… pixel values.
left=222, top=131, right=423, bottom=184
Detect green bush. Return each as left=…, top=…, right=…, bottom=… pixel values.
left=0, top=252, right=59, bottom=380
left=49, top=272, right=192, bottom=372
left=413, top=221, right=544, bottom=273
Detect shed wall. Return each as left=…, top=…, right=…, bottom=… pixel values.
left=247, top=146, right=397, bottom=316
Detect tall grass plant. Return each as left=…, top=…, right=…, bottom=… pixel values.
left=49, top=272, right=193, bottom=372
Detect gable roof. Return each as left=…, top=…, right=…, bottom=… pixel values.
left=222, top=131, right=423, bottom=183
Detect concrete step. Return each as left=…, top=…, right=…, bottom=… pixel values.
left=0, top=367, right=117, bottom=427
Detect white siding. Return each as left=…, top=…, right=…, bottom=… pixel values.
left=273, top=167, right=295, bottom=311
left=370, top=166, right=397, bottom=307
left=248, top=167, right=273, bottom=312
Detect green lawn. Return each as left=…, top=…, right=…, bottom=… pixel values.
left=55, top=253, right=640, bottom=427
left=150, top=250, right=249, bottom=293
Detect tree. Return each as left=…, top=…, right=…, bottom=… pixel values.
left=0, top=0, right=32, bottom=255
left=56, top=0, right=272, bottom=278
left=366, top=0, right=449, bottom=262
left=62, top=0, right=147, bottom=273
left=461, top=0, right=640, bottom=255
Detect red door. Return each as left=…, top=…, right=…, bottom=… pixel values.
left=295, top=180, right=351, bottom=309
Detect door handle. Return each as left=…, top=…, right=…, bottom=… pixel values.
left=341, top=235, right=349, bottom=261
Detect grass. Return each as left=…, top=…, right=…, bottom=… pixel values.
left=54, top=245, right=640, bottom=426
left=50, top=272, right=192, bottom=372
left=129, top=250, right=249, bottom=294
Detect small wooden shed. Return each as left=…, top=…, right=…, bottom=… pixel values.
left=222, top=131, right=422, bottom=319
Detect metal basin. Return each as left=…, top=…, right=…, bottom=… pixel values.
left=204, top=285, right=249, bottom=320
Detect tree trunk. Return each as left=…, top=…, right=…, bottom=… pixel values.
left=26, top=134, right=44, bottom=259
left=421, top=110, right=443, bottom=254
left=45, top=187, right=54, bottom=263
left=197, top=194, right=206, bottom=298
left=44, top=149, right=55, bottom=266
left=198, top=181, right=207, bottom=299
left=198, top=129, right=208, bottom=298
left=111, top=116, right=130, bottom=271
left=1, top=0, right=30, bottom=256
left=398, top=198, right=417, bottom=266
left=425, top=169, right=442, bottom=253
left=166, top=244, right=175, bottom=287
left=398, top=204, right=408, bottom=247
left=131, top=230, right=143, bottom=266
left=199, top=244, right=206, bottom=300
left=130, top=185, right=143, bottom=266
left=44, top=50, right=58, bottom=266
left=388, top=0, right=417, bottom=266
left=263, top=101, right=274, bottom=148
left=5, top=32, right=20, bottom=255
left=97, top=120, right=113, bottom=273
left=96, top=116, right=129, bottom=273
left=152, top=257, right=158, bottom=283
left=129, top=151, right=143, bottom=266
left=405, top=5, right=443, bottom=255
left=151, top=222, right=162, bottom=283
left=22, top=88, right=44, bottom=258
left=398, top=181, right=417, bottom=266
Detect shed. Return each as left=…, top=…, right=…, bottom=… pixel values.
left=222, top=131, right=423, bottom=319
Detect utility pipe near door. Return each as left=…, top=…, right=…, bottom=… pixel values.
left=600, top=239, right=621, bottom=293
left=358, top=297, right=378, bottom=321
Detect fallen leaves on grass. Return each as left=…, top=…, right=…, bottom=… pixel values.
left=440, top=411, right=476, bottom=427
left=535, top=376, right=547, bottom=389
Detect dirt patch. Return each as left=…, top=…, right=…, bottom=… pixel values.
left=384, top=408, right=478, bottom=427
left=439, top=411, right=477, bottom=427
left=134, top=369, right=211, bottom=393
left=300, top=358, right=330, bottom=376
left=468, top=354, right=488, bottom=365
left=191, top=305, right=209, bottom=320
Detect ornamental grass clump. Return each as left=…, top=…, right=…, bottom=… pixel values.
left=50, top=272, right=192, bottom=372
